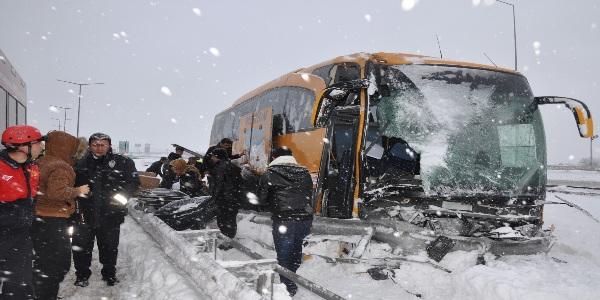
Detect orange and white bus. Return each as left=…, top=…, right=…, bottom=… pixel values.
left=0, top=49, right=27, bottom=135
left=210, top=52, right=593, bottom=254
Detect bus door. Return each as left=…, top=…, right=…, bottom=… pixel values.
left=235, top=107, right=273, bottom=174
left=321, top=106, right=360, bottom=219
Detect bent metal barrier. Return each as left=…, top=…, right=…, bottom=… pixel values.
left=127, top=199, right=346, bottom=300
left=128, top=199, right=267, bottom=300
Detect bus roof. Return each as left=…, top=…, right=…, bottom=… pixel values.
left=0, top=49, right=27, bottom=103
left=231, top=52, right=519, bottom=108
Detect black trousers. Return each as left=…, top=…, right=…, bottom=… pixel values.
left=0, top=228, right=34, bottom=300
left=31, top=217, right=71, bottom=300
left=216, top=205, right=238, bottom=239
left=71, top=220, right=121, bottom=280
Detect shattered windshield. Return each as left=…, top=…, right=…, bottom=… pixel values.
left=367, top=64, right=547, bottom=197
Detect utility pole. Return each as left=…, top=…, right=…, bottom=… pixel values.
left=50, top=105, right=71, bottom=132
left=56, top=79, right=104, bottom=137
left=496, top=0, right=518, bottom=71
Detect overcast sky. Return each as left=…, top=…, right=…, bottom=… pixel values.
left=0, top=0, right=598, bottom=163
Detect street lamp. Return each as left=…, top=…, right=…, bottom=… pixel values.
left=591, top=135, right=598, bottom=169
left=496, top=0, right=518, bottom=71
left=56, top=79, right=105, bottom=137
left=49, top=105, right=71, bottom=132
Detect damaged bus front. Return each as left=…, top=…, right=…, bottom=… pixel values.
left=212, top=53, right=593, bottom=258
left=316, top=60, right=594, bottom=257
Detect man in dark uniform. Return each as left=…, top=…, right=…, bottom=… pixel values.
left=0, top=125, right=44, bottom=299
left=210, top=148, right=240, bottom=239
left=201, top=138, right=245, bottom=191
left=71, top=133, right=140, bottom=287
left=257, top=147, right=313, bottom=296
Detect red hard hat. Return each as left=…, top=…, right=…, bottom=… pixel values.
left=2, top=125, right=44, bottom=145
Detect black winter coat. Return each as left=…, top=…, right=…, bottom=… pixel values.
left=145, top=160, right=163, bottom=176
left=201, top=145, right=241, bottom=174
left=74, top=151, right=140, bottom=226
left=257, top=156, right=313, bottom=221
left=211, top=159, right=240, bottom=209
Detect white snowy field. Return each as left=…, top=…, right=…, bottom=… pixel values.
left=59, top=169, right=600, bottom=300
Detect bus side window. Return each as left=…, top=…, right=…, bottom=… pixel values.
left=284, top=87, right=316, bottom=132
left=269, top=88, right=288, bottom=136
left=1, top=87, right=6, bottom=130
left=312, top=64, right=334, bottom=85
left=335, top=64, right=360, bottom=83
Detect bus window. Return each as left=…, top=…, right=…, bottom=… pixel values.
left=8, top=95, right=17, bottom=126
left=284, top=87, right=315, bottom=132
left=0, top=87, right=6, bottom=129
left=312, top=63, right=360, bottom=86
left=17, top=102, right=26, bottom=124
left=261, top=88, right=287, bottom=136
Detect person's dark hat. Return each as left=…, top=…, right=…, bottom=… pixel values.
left=271, top=146, right=292, bottom=159
left=88, top=132, right=111, bottom=145
left=211, top=148, right=229, bottom=160
left=219, top=138, right=233, bottom=145
left=167, top=152, right=181, bottom=160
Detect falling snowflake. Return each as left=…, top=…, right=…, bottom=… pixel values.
left=364, top=14, right=372, bottom=22
left=112, top=33, right=120, bottom=39
left=568, top=155, right=575, bottom=160
left=120, top=31, right=128, bottom=37
left=278, top=225, right=287, bottom=234
left=322, top=138, right=330, bottom=144
left=49, top=106, right=58, bottom=112
left=209, top=47, right=221, bottom=57
left=192, top=8, right=202, bottom=16
left=171, top=118, right=177, bottom=124
left=247, top=192, right=259, bottom=205
left=161, top=86, right=172, bottom=96
left=472, top=0, right=481, bottom=6
left=301, top=73, right=310, bottom=81
left=41, top=35, right=47, bottom=40
left=401, top=0, right=418, bottom=11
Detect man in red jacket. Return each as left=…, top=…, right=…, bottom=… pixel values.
left=0, top=125, right=44, bottom=299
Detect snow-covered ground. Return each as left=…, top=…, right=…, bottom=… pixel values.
left=547, top=169, right=600, bottom=182
left=59, top=168, right=600, bottom=300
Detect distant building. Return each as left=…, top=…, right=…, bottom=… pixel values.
left=144, top=143, right=151, bottom=153
left=118, top=141, right=129, bottom=154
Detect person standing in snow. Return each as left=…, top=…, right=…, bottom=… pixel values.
left=145, top=156, right=166, bottom=176
left=71, top=133, right=140, bottom=287
left=0, top=125, right=44, bottom=299
left=201, top=138, right=246, bottom=191
left=32, top=131, right=90, bottom=300
left=210, top=148, right=240, bottom=238
left=257, top=147, right=313, bottom=296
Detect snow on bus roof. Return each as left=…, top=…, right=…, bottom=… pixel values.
left=230, top=52, right=518, bottom=109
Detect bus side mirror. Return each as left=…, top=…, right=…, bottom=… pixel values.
left=535, top=96, right=595, bottom=138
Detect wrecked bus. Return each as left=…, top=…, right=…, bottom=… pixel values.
left=209, top=52, right=594, bottom=256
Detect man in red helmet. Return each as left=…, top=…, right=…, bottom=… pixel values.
left=0, top=125, right=44, bottom=299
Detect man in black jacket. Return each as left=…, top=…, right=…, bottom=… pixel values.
left=71, top=133, right=140, bottom=287
left=145, top=156, right=166, bottom=176
left=210, top=148, right=240, bottom=238
left=257, top=147, right=313, bottom=296
left=201, top=138, right=245, bottom=191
